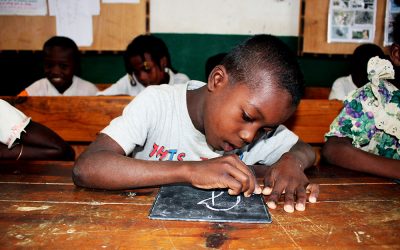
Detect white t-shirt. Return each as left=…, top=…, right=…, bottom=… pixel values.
left=96, top=68, right=190, bottom=96
left=0, top=99, right=30, bottom=148
left=102, top=81, right=299, bottom=165
left=25, top=76, right=98, bottom=96
left=329, top=75, right=357, bottom=101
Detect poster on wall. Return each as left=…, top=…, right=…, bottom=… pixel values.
left=0, top=0, right=47, bottom=15
left=327, top=0, right=377, bottom=43
left=384, top=0, right=400, bottom=46
left=48, top=0, right=100, bottom=47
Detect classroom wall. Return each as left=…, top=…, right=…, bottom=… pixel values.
left=150, top=0, right=351, bottom=87
left=0, top=0, right=353, bottom=95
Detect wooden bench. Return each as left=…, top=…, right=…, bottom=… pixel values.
left=284, top=99, right=343, bottom=144
left=303, top=87, right=331, bottom=99
left=1, top=96, right=133, bottom=157
left=95, top=83, right=112, bottom=91
left=1, top=96, right=343, bottom=159
left=95, top=85, right=332, bottom=99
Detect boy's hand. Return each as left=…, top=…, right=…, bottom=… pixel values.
left=262, top=155, right=319, bottom=213
left=188, top=154, right=262, bottom=197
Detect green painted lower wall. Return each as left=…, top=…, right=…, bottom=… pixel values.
left=154, top=33, right=351, bottom=86
left=0, top=34, right=352, bottom=95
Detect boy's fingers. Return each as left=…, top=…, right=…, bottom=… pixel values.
left=225, top=178, right=242, bottom=196
left=283, top=187, right=296, bottom=213
left=306, top=183, right=319, bottom=203
left=266, top=185, right=285, bottom=210
left=262, top=175, right=274, bottom=195
left=262, top=186, right=272, bottom=195
left=295, top=186, right=307, bottom=211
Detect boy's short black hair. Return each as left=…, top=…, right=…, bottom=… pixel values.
left=43, top=36, right=80, bottom=68
left=221, top=34, right=304, bottom=106
left=124, top=35, right=173, bottom=75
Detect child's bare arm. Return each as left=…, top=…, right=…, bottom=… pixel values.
left=322, top=136, right=400, bottom=179
left=0, top=121, right=75, bottom=160
left=258, top=139, right=319, bottom=213
left=73, top=133, right=260, bottom=196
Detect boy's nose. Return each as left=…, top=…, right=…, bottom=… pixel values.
left=239, top=128, right=258, bottom=145
left=138, top=71, right=149, bottom=83
left=51, top=65, right=62, bottom=75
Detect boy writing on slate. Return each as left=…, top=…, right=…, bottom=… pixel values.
left=73, top=35, right=319, bottom=213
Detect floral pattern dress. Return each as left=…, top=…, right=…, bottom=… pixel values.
left=325, top=56, right=400, bottom=159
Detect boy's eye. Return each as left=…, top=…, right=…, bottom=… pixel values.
left=242, top=112, right=253, bottom=122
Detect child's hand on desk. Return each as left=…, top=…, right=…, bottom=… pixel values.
left=187, top=154, right=262, bottom=197
left=261, top=156, right=319, bottom=213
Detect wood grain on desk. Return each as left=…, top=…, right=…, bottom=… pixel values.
left=0, top=161, right=398, bottom=249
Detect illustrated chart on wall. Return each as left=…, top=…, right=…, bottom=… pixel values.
left=149, top=185, right=271, bottom=224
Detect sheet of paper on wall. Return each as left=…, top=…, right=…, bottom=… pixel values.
left=0, top=0, right=47, bottom=16
left=48, top=0, right=100, bottom=47
left=327, top=0, right=377, bottom=43
left=102, top=0, right=140, bottom=3
left=384, top=0, right=400, bottom=46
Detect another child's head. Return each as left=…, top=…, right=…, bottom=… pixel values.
left=389, top=13, right=400, bottom=87
left=43, top=36, right=80, bottom=93
left=124, top=35, right=173, bottom=87
left=350, top=43, right=384, bottom=88
left=202, top=35, right=304, bottom=151
left=391, top=13, right=400, bottom=70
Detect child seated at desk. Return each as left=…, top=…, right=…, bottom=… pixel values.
left=18, top=36, right=98, bottom=96
left=73, top=35, right=319, bottom=213
left=96, top=35, right=189, bottom=96
left=329, top=43, right=385, bottom=101
left=0, top=99, right=75, bottom=160
left=322, top=15, right=400, bottom=179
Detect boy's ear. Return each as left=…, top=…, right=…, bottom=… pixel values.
left=390, top=44, right=400, bottom=67
left=207, top=65, right=228, bottom=92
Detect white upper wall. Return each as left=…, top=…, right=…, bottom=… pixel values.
left=150, top=0, right=300, bottom=36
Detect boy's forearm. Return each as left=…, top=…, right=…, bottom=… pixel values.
left=73, top=150, right=190, bottom=190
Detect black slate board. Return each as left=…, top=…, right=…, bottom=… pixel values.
left=149, top=185, right=271, bottom=224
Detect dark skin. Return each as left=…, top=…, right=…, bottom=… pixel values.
left=43, top=46, right=76, bottom=94
left=129, top=53, right=170, bottom=87
left=322, top=43, right=400, bottom=179
left=0, top=121, right=75, bottom=160
left=73, top=65, right=319, bottom=213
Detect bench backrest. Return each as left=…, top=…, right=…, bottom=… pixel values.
left=284, top=99, right=343, bottom=144
left=303, top=87, right=331, bottom=99
left=2, top=96, right=343, bottom=146
left=1, top=96, right=133, bottom=143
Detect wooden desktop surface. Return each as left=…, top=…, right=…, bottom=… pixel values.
left=0, top=161, right=398, bottom=249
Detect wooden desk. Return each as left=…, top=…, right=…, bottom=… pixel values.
left=0, top=161, right=398, bottom=249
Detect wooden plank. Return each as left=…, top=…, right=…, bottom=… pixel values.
left=0, top=2, right=146, bottom=51
left=95, top=83, right=112, bottom=91
left=303, top=87, right=331, bottom=99
left=1, top=96, right=133, bottom=142
left=284, top=99, right=343, bottom=144
left=302, top=0, right=388, bottom=54
left=0, top=161, right=398, bottom=248
left=0, top=182, right=398, bottom=205
left=0, top=188, right=398, bottom=248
